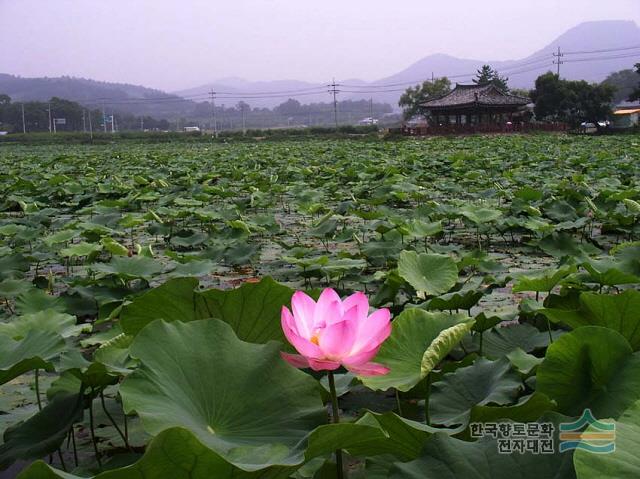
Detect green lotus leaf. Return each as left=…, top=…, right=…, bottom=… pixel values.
left=119, top=319, right=325, bottom=471
left=91, top=256, right=165, bottom=280
left=390, top=416, right=574, bottom=479
left=59, top=241, right=102, bottom=258
left=120, top=277, right=200, bottom=336
left=467, top=392, right=556, bottom=432
left=506, top=347, right=543, bottom=375
left=466, top=323, right=560, bottom=358
left=512, top=264, right=576, bottom=293
left=398, top=251, right=458, bottom=297
left=460, top=205, right=502, bottom=224
left=574, top=400, right=640, bottom=478
left=193, top=276, right=295, bottom=344
left=429, top=358, right=522, bottom=427
left=17, top=427, right=282, bottom=478
left=0, top=392, right=85, bottom=471
left=15, top=289, right=65, bottom=315
left=361, top=309, right=474, bottom=392
left=537, top=326, right=640, bottom=418
left=541, top=290, right=640, bottom=350
left=0, top=279, right=32, bottom=299
left=0, top=310, right=86, bottom=340
left=0, top=330, right=66, bottom=385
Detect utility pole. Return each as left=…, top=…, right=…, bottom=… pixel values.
left=220, top=104, right=225, bottom=133
left=209, top=89, right=218, bottom=137
left=328, top=78, right=340, bottom=129
left=102, top=103, right=107, bottom=133
left=21, top=103, right=26, bottom=134
left=242, top=104, right=246, bottom=135
left=140, top=116, right=144, bottom=131
left=82, top=109, right=86, bottom=132
left=88, top=109, right=93, bottom=140
left=369, top=97, right=373, bottom=119
left=553, top=46, right=564, bottom=77
left=47, top=102, right=52, bottom=133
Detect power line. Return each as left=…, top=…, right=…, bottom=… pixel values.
left=563, top=44, right=640, bottom=55
left=564, top=52, right=640, bottom=63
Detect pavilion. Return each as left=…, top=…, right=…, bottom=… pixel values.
left=420, top=84, right=530, bottom=126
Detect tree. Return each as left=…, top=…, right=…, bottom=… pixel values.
left=398, top=77, right=451, bottom=120
left=629, top=63, right=640, bottom=102
left=275, top=98, right=302, bottom=117
left=530, top=72, right=615, bottom=127
left=0, top=94, right=11, bottom=105
left=602, top=68, right=639, bottom=104
left=473, top=65, right=509, bottom=91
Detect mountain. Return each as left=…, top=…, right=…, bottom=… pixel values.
left=0, top=74, right=196, bottom=118
left=180, top=20, right=640, bottom=109
left=1, top=20, right=638, bottom=115
left=176, top=78, right=329, bottom=109
left=343, top=20, right=640, bottom=107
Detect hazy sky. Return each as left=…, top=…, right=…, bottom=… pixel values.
left=1, top=0, right=638, bottom=91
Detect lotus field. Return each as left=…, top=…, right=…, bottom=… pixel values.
left=1, top=134, right=640, bottom=478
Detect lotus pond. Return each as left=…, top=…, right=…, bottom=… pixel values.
left=1, top=134, right=640, bottom=478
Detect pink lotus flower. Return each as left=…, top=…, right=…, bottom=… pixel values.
left=281, top=288, right=392, bottom=376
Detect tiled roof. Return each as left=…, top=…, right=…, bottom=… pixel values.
left=421, top=84, right=530, bottom=109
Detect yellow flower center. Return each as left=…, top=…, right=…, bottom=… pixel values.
left=310, top=332, right=320, bottom=346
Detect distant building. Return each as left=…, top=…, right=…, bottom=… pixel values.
left=183, top=126, right=200, bottom=132
left=612, top=108, right=640, bottom=128
left=358, top=117, right=378, bottom=125
left=421, top=84, right=530, bottom=126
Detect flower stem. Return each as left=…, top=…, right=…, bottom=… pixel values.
left=425, top=374, right=432, bottom=426
left=327, top=371, right=344, bottom=479
left=395, top=389, right=403, bottom=417
left=34, top=368, right=42, bottom=411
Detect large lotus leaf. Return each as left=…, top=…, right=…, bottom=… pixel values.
left=389, top=417, right=575, bottom=479
left=398, top=251, right=458, bottom=297
left=467, top=392, right=556, bottom=431
left=574, top=400, right=640, bottom=479
left=360, top=309, right=474, bottom=392
left=512, top=264, right=576, bottom=293
left=350, top=411, right=459, bottom=460
left=59, top=241, right=102, bottom=258
left=537, top=326, right=640, bottom=418
left=193, top=277, right=295, bottom=344
left=537, top=233, right=600, bottom=259
left=429, top=358, right=522, bottom=427
left=0, top=392, right=84, bottom=471
left=542, top=290, right=640, bottom=350
left=0, top=310, right=86, bottom=340
left=0, top=330, right=66, bottom=385
left=506, top=348, right=543, bottom=375
left=466, top=323, right=559, bottom=358
left=91, top=256, right=165, bottom=279
left=0, top=279, right=32, bottom=298
left=460, top=206, right=503, bottom=224
left=425, top=289, right=483, bottom=312
left=170, top=259, right=217, bottom=277
left=120, top=277, right=200, bottom=336
left=15, top=289, right=65, bottom=315
left=582, top=258, right=640, bottom=286
left=17, top=427, right=280, bottom=479
left=119, top=319, right=325, bottom=471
